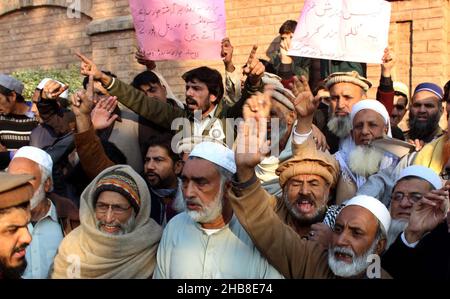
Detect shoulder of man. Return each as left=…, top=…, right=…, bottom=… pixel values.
left=48, top=192, right=80, bottom=235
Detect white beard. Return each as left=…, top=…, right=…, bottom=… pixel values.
left=328, top=238, right=379, bottom=278
left=184, top=187, right=224, bottom=224
left=327, top=115, right=352, bottom=138
left=30, top=183, right=47, bottom=210
left=96, top=213, right=136, bottom=235
left=348, top=145, right=384, bottom=177
left=386, top=218, right=408, bottom=249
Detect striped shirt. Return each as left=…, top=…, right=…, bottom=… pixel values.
left=0, top=114, right=38, bottom=150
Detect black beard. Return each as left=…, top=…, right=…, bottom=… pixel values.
left=0, top=258, right=27, bottom=279
left=408, top=112, right=440, bottom=142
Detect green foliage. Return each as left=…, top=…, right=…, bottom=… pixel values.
left=11, top=65, right=83, bottom=100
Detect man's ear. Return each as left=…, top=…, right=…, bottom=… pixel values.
left=209, top=94, right=217, bottom=104
left=44, top=177, right=52, bottom=193
left=376, top=238, right=387, bottom=255
left=174, top=160, right=184, bottom=176
left=7, top=92, right=17, bottom=103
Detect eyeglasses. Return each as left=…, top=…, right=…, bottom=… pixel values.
left=440, top=169, right=450, bottom=180
left=391, top=192, right=423, bottom=204
left=95, top=202, right=131, bottom=215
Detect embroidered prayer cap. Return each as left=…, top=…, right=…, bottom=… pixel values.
left=350, top=99, right=392, bottom=137
left=189, top=141, right=236, bottom=174
left=342, top=195, right=391, bottom=236
left=324, top=71, right=372, bottom=92
left=93, top=169, right=141, bottom=214
left=37, top=78, right=69, bottom=99
left=413, top=82, right=443, bottom=100
left=0, top=173, right=34, bottom=209
left=0, top=74, right=24, bottom=95
left=276, top=140, right=339, bottom=188
left=395, top=165, right=442, bottom=190
left=13, top=146, right=53, bottom=174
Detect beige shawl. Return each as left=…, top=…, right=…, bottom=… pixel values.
left=51, top=165, right=162, bottom=279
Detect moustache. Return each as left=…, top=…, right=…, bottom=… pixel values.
left=332, top=246, right=355, bottom=259
left=186, top=97, right=198, bottom=106
left=146, top=171, right=161, bottom=179
left=185, top=197, right=204, bottom=208
left=13, top=244, right=29, bottom=253
left=295, top=196, right=315, bottom=206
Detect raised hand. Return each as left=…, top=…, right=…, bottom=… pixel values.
left=41, top=80, right=69, bottom=100
left=91, top=96, right=119, bottom=130
left=381, top=47, right=395, bottom=78
left=235, top=88, right=272, bottom=181
left=221, top=38, right=235, bottom=72
left=242, top=87, right=272, bottom=121
left=242, top=45, right=265, bottom=87
left=290, top=76, right=318, bottom=118
left=280, top=34, right=293, bottom=64
left=135, top=47, right=156, bottom=70
left=75, top=52, right=103, bottom=80
left=71, top=75, right=95, bottom=117
left=405, top=187, right=450, bottom=243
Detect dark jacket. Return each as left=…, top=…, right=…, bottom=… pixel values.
left=382, top=222, right=450, bottom=279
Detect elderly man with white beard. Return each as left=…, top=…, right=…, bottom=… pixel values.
left=323, top=71, right=372, bottom=154
left=228, top=83, right=392, bottom=278
left=51, top=165, right=162, bottom=278
left=6, top=146, right=79, bottom=278
left=153, top=141, right=284, bottom=279
left=386, top=165, right=442, bottom=249
left=334, top=99, right=398, bottom=204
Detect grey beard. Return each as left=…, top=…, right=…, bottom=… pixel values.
left=327, top=115, right=352, bottom=138
left=282, top=190, right=327, bottom=225
left=386, top=218, right=408, bottom=249
left=184, top=184, right=224, bottom=224
left=30, top=183, right=46, bottom=210
left=328, top=237, right=379, bottom=278
left=96, top=213, right=136, bottom=235
left=408, top=111, right=440, bottom=142
left=348, top=145, right=384, bottom=177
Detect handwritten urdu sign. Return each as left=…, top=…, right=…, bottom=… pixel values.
left=288, top=0, right=391, bottom=64
left=129, top=0, right=226, bottom=60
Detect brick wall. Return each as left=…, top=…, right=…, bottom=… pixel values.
left=1, top=0, right=449, bottom=101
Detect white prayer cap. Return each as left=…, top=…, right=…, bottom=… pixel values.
left=341, top=195, right=391, bottom=236
left=37, top=78, right=69, bottom=99
left=13, top=146, right=53, bottom=174
left=350, top=99, right=391, bottom=137
left=395, top=165, right=442, bottom=190
left=189, top=141, right=236, bottom=174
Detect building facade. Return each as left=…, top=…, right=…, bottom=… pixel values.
left=0, top=0, right=448, bottom=100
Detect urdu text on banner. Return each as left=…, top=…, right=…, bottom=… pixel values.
left=129, top=0, right=226, bottom=61
left=288, top=0, right=392, bottom=64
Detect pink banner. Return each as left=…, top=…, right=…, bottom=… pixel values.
left=129, top=0, right=226, bottom=61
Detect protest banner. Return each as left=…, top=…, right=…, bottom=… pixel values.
left=288, top=0, right=391, bottom=64
left=129, top=0, right=226, bottom=60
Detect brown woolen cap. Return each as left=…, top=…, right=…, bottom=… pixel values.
left=0, top=173, right=34, bottom=209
